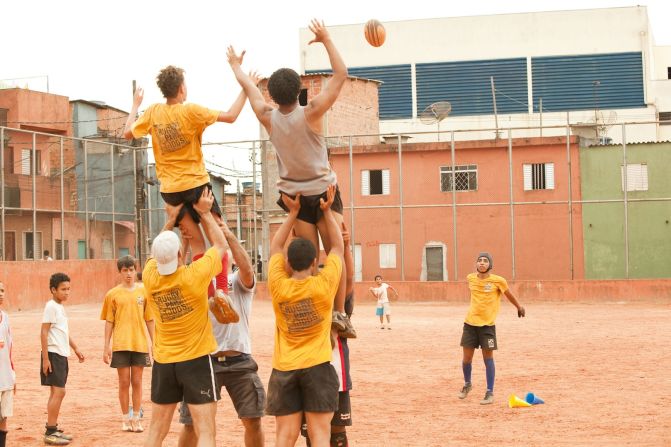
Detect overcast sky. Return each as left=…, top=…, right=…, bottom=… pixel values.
left=2, top=0, right=669, bottom=177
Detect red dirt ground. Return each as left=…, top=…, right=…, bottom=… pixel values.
left=5, top=300, right=671, bottom=446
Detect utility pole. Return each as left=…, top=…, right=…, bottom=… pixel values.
left=490, top=76, right=500, bottom=140
left=131, top=79, right=147, bottom=264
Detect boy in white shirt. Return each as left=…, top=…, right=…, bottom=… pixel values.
left=0, top=281, right=15, bottom=447
left=40, top=273, right=85, bottom=445
left=369, top=275, right=398, bottom=330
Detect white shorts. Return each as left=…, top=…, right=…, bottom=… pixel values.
left=0, top=389, right=13, bottom=419
left=376, top=302, right=391, bottom=316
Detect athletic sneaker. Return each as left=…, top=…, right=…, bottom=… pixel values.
left=122, top=417, right=132, bottom=432
left=210, top=290, right=239, bottom=324
left=131, top=417, right=144, bottom=433
left=333, top=312, right=357, bottom=338
left=44, top=433, right=70, bottom=445
left=458, top=383, right=472, bottom=399
left=52, top=430, right=73, bottom=441
left=480, top=391, right=494, bottom=405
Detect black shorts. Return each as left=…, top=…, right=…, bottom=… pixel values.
left=301, top=391, right=352, bottom=437
left=151, top=355, right=220, bottom=405
left=276, top=184, right=344, bottom=225
left=460, top=323, right=498, bottom=350
left=161, top=183, right=222, bottom=226
left=110, top=351, right=151, bottom=368
left=266, top=362, right=339, bottom=416
left=180, top=354, right=266, bottom=424
left=40, top=352, right=68, bottom=388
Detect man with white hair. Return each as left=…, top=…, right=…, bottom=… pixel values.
left=142, top=189, right=227, bottom=447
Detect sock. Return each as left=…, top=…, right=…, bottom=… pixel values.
left=462, top=362, right=472, bottom=385
left=123, top=412, right=130, bottom=421
left=331, top=431, right=348, bottom=447
left=45, top=424, right=58, bottom=435
left=0, top=429, right=7, bottom=447
left=484, top=358, right=495, bottom=392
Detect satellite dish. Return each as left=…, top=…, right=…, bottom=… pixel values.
left=419, top=101, right=452, bottom=141
left=571, top=110, right=618, bottom=145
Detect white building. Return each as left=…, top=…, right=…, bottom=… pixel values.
left=300, top=6, right=671, bottom=143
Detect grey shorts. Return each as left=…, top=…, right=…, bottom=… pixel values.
left=110, top=351, right=150, bottom=368
left=180, top=354, right=266, bottom=424
left=460, top=323, right=498, bottom=350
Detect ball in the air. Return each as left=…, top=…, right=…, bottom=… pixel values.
left=364, top=19, right=386, bottom=47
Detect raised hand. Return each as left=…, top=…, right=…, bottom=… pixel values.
left=193, top=188, right=214, bottom=215
left=281, top=193, right=301, bottom=214
left=308, top=19, right=330, bottom=45
left=227, top=45, right=246, bottom=66
left=319, top=184, right=336, bottom=211
left=132, top=87, right=144, bottom=108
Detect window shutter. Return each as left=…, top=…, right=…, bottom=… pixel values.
left=21, top=149, right=30, bottom=175
left=545, top=163, right=555, bottom=189
left=382, top=169, right=391, bottom=195
left=640, top=164, right=648, bottom=190
left=361, top=170, right=370, bottom=196
left=621, top=164, right=648, bottom=191
left=523, top=164, right=532, bottom=190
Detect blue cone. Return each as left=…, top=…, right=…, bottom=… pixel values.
left=525, top=392, right=544, bottom=405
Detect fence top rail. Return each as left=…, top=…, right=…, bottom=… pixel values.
left=0, top=126, right=138, bottom=149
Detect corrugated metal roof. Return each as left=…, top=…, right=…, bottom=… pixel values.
left=416, top=58, right=528, bottom=117
left=302, top=73, right=383, bottom=83
left=532, top=52, right=645, bottom=112
left=587, top=140, right=671, bottom=147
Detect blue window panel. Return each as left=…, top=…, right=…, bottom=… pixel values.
left=308, top=65, right=412, bottom=119
left=532, top=52, right=645, bottom=112
left=416, top=58, right=528, bottom=117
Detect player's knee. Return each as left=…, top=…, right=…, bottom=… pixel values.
left=242, top=417, right=262, bottom=432
left=330, top=430, right=348, bottom=447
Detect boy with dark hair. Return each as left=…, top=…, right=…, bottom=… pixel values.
left=40, top=273, right=85, bottom=445
left=101, top=255, right=154, bottom=432
left=123, top=65, right=258, bottom=322
left=227, top=19, right=355, bottom=338
left=369, top=275, right=398, bottom=330
left=266, top=185, right=343, bottom=447
left=458, top=252, right=525, bottom=405
left=0, top=281, right=15, bottom=447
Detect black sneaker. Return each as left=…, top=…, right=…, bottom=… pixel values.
left=480, top=391, right=494, bottom=405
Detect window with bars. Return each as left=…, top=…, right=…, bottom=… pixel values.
left=379, top=243, right=396, bottom=268
left=361, top=169, right=390, bottom=196
left=23, top=231, right=42, bottom=260
left=621, top=163, right=648, bottom=191
left=440, top=165, right=477, bottom=192
left=20, top=149, right=41, bottom=176
left=55, top=239, right=70, bottom=260
left=523, top=163, right=555, bottom=190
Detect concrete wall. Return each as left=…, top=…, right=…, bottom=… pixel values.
left=0, top=260, right=118, bottom=311
left=580, top=142, right=671, bottom=278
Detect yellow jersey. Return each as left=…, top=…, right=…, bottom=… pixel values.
left=142, top=247, right=221, bottom=363
left=268, top=253, right=342, bottom=371
left=100, top=284, right=152, bottom=353
left=464, top=273, right=509, bottom=327
left=131, top=103, right=219, bottom=193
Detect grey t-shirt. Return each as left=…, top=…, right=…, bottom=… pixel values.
left=208, top=271, right=255, bottom=354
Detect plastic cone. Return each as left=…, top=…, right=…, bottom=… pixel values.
left=508, top=394, right=532, bottom=408
left=525, top=392, right=545, bottom=405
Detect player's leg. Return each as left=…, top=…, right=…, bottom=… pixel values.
left=222, top=356, right=266, bottom=447
left=477, top=325, right=497, bottom=404
left=330, top=426, right=348, bottom=447
left=0, top=390, right=12, bottom=447
left=186, top=402, right=217, bottom=447
left=241, top=418, right=264, bottom=447
left=177, top=400, right=197, bottom=447
left=130, top=364, right=145, bottom=432
left=275, top=412, right=302, bottom=447
left=143, top=402, right=177, bottom=447
left=329, top=390, right=352, bottom=447
left=459, top=323, right=477, bottom=399
left=116, top=366, right=132, bottom=430
left=384, top=303, right=392, bottom=329
left=305, top=412, right=334, bottom=447
left=46, top=386, right=66, bottom=431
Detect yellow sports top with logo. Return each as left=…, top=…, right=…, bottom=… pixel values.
left=100, top=284, right=152, bottom=353
left=268, top=253, right=342, bottom=371
left=142, top=247, right=221, bottom=363
left=131, top=103, right=219, bottom=193
left=465, top=273, right=509, bottom=327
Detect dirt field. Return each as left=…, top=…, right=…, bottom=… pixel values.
left=5, top=299, right=671, bottom=446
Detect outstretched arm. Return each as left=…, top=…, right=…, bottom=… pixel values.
left=217, top=89, right=247, bottom=123
left=222, top=223, right=255, bottom=289
left=193, top=189, right=228, bottom=259
left=270, top=194, right=301, bottom=257
left=341, top=222, right=354, bottom=295
left=305, top=19, right=348, bottom=122
left=504, top=289, right=525, bottom=317
left=227, top=46, right=273, bottom=132
left=319, top=185, right=343, bottom=259
left=123, top=88, right=144, bottom=140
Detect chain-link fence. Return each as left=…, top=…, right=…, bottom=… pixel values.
left=3, top=123, right=670, bottom=281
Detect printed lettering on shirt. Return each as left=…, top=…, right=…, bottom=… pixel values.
left=154, top=122, right=189, bottom=153
left=152, top=288, right=193, bottom=322
left=136, top=295, right=145, bottom=306
left=279, top=297, right=323, bottom=333
left=484, top=283, right=493, bottom=292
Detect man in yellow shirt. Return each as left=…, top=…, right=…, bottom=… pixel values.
left=458, top=252, right=525, bottom=405
left=123, top=65, right=257, bottom=318
left=100, top=256, right=154, bottom=433
left=266, top=185, right=343, bottom=447
left=142, top=189, right=227, bottom=447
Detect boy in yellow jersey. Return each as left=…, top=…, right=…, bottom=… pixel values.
left=123, top=65, right=258, bottom=321
left=142, top=189, right=228, bottom=447
left=100, top=256, right=154, bottom=433
left=267, top=185, right=343, bottom=447
left=458, top=252, right=525, bottom=405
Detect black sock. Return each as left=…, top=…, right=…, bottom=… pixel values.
left=331, top=431, right=348, bottom=447
left=0, top=429, right=7, bottom=447
left=45, top=424, right=58, bottom=435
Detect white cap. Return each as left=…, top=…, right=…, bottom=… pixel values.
left=151, top=231, right=180, bottom=275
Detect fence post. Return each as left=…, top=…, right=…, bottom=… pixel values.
left=508, top=129, right=516, bottom=279
left=348, top=136, right=355, bottom=278
left=398, top=134, right=405, bottom=281
left=32, top=133, right=38, bottom=260
left=0, top=127, right=4, bottom=261
left=622, top=123, right=629, bottom=278
left=110, top=144, right=116, bottom=257
left=60, top=137, right=65, bottom=259
left=450, top=131, right=458, bottom=281
left=566, top=114, right=574, bottom=279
